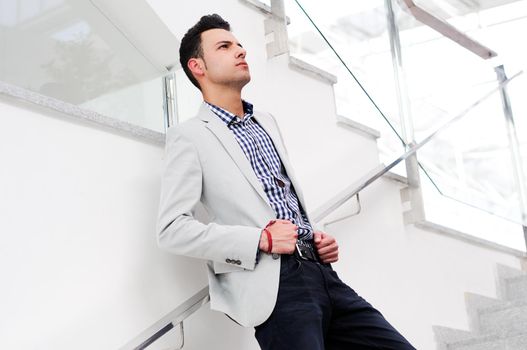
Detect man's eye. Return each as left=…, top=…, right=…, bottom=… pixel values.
left=219, top=44, right=228, bottom=49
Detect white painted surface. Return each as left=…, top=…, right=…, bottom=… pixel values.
left=0, top=98, right=204, bottom=349
left=1, top=1, right=524, bottom=350
left=325, top=178, right=523, bottom=349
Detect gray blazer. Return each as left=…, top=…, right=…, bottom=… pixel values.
left=157, top=103, right=312, bottom=327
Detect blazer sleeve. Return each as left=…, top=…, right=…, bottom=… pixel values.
left=156, top=128, right=262, bottom=270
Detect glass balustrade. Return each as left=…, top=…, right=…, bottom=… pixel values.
left=0, top=0, right=169, bottom=132
left=420, top=91, right=518, bottom=222
left=394, top=0, right=527, bottom=247
left=284, top=0, right=408, bottom=174
left=284, top=0, right=526, bottom=249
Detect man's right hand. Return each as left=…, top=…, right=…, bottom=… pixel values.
left=259, top=219, right=298, bottom=254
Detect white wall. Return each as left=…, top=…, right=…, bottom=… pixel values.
left=0, top=96, right=265, bottom=349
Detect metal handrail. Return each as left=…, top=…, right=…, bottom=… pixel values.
left=312, top=71, right=522, bottom=223
left=399, top=0, right=497, bottom=59
left=119, top=286, right=210, bottom=350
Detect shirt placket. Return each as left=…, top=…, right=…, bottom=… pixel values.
left=246, top=120, right=294, bottom=220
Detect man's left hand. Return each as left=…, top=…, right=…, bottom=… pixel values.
left=314, top=231, right=339, bottom=263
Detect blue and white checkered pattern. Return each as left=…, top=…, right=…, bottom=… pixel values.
left=206, top=101, right=313, bottom=241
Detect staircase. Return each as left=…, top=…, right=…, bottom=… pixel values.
left=434, top=264, right=527, bottom=350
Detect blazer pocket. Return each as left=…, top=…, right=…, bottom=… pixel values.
left=213, top=261, right=244, bottom=274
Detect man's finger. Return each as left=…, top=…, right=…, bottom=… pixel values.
left=320, top=250, right=339, bottom=261
left=315, top=238, right=334, bottom=249
left=316, top=237, right=336, bottom=250
left=320, top=250, right=338, bottom=259
left=317, top=242, right=338, bottom=256
left=322, top=256, right=339, bottom=263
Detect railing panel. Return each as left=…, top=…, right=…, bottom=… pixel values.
left=0, top=0, right=169, bottom=132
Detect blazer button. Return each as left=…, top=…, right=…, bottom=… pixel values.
left=272, top=253, right=279, bottom=260
left=236, top=260, right=241, bottom=265
left=225, top=259, right=232, bottom=264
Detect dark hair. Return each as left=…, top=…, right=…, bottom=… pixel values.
left=179, top=14, right=231, bottom=90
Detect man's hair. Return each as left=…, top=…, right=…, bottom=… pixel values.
left=179, top=14, right=231, bottom=90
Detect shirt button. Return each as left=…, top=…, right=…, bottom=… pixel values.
left=276, top=179, right=285, bottom=188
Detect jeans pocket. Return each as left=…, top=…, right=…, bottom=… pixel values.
left=279, top=256, right=302, bottom=277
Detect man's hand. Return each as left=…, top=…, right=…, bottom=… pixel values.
left=259, top=219, right=298, bottom=254
left=314, top=231, right=339, bottom=263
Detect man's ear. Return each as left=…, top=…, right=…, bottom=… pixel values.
left=188, top=58, right=205, bottom=78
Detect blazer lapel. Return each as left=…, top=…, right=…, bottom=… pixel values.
left=198, top=104, right=270, bottom=206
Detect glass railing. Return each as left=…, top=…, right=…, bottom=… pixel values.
left=418, top=75, right=522, bottom=222
left=284, top=0, right=408, bottom=174
left=283, top=0, right=526, bottom=249
left=418, top=73, right=526, bottom=249
left=0, top=0, right=171, bottom=133
left=393, top=0, right=527, bottom=248
left=393, top=4, right=500, bottom=143
left=406, top=0, right=527, bottom=204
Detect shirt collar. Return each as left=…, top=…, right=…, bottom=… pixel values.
left=205, top=100, right=254, bottom=126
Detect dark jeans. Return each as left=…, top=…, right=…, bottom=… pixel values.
left=254, top=254, right=416, bottom=350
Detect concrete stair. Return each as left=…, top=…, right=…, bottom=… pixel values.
left=434, top=264, right=527, bottom=350
left=443, top=330, right=527, bottom=350
left=506, top=275, right=527, bottom=300
left=478, top=299, right=527, bottom=334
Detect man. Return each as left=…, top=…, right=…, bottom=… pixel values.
left=157, top=14, right=415, bottom=350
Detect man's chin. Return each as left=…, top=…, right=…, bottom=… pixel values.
left=235, top=76, right=251, bottom=89
left=242, top=76, right=251, bottom=86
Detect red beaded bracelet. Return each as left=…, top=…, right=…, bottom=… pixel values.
left=263, top=228, right=273, bottom=254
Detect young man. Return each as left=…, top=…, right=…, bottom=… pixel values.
left=157, top=14, right=415, bottom=350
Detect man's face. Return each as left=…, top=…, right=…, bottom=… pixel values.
left=197, top=28, right=251, bottom=90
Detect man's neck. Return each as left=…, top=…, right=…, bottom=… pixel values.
left=203, top=88, right=245, bottom=118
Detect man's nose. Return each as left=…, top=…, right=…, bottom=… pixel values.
left=236, top=46, right=246, bottom=58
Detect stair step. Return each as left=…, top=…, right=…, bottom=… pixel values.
left=447, top=329, right=527, bottom=350
left=464, top=293, right=502, bottom=332
left=433, top=325, right=473, bottom=349
left=496, top=264, right=527, bottom=301
left=505, top=274, right=527, bottom=301
left=478, top=299, right=527, bottom=334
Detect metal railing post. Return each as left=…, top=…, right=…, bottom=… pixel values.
left=162, top=72, right=178, bottom=130
left=385, top=0, right=425, bottom=223
left=495, top=65, right=527, bottom=249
